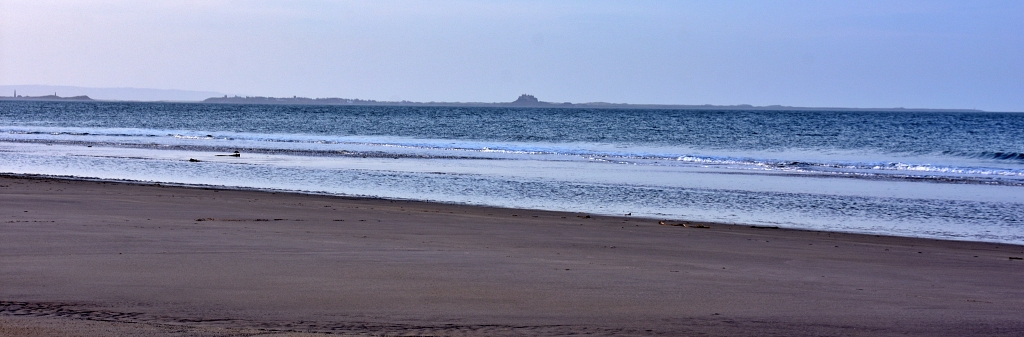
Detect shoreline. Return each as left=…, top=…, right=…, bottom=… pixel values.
left=3, top=172, right=1021, bottom=246
left=2, top=175, right=1023, bottom=336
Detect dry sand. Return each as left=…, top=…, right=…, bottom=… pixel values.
left=1, top=175, right=1023, bottom=336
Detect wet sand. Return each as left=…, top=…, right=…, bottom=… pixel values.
left=1, top=175, right=1023, bottom=336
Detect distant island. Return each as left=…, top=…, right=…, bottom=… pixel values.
left=0, top=93, right=93, bottom=101
left=0, top=85, right=221, bottom=102
left=201, top=94, right=985, bottom=112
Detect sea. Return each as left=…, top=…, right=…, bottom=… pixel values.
left=2, top=101, right=1023, bottom=244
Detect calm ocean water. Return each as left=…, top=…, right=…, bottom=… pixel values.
left=2, top=101, right=1023, bottom=243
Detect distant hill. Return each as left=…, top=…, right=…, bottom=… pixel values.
left=0, top=85, right=222, bottom=102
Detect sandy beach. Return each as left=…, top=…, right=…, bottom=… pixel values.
left=1, top=174, right=1023, bottom=336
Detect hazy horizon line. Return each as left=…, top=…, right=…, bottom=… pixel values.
left=0, top=84, right=1004, bottom=112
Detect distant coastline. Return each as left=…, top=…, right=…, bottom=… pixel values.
left=0, top=85, right=221, bottom=102
left=201, top=94, right=985, bottom=112
left=0, top=94, right=93, bottom=101
left=0, top=87, right=987, bottom=112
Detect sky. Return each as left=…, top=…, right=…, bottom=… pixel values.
left=1, top=1, right=1022, bottom=111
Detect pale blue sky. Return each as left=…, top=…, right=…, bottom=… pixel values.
left=1, top=1, right=1022, bottom=110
